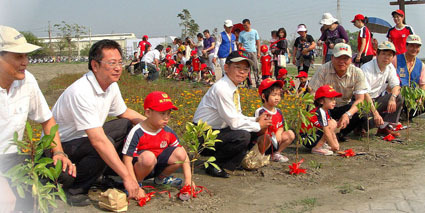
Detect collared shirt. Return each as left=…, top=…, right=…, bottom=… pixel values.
left=193, top=75, right=260, bottom=132
left=0, top=71, right=52, bottom=154
left=361, top=58, right=400, bottom=99
left=52, top=71, right=127, bottom=142
left=310, top=62, right=368, bottom=107
left=141, top=49, right=160, bottom=64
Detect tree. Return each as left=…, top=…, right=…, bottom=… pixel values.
left=346, top=30, right=358, bottom=53
left=20, top=31, right=50, bottom=57
left=53, top=21, right=86, bottom=62
left=177, top=9, right=199, bottom=39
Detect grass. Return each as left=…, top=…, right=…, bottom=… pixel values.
left=280, top=197, right=317, bottom=213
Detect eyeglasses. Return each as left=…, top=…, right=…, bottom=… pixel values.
left=98, top=60, right=124, bottom=68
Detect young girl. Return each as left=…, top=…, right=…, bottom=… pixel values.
left=386, top=9, right=415, bottom=55
left=351, top=14, right=374, bottom=66
left=303, top=85, right=341, bottom=155
left=255, top=78, right=295, bottom=162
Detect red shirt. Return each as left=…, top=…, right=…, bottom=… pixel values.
left=302, top=107, right=331, bottom=131
left=192, top=57, right=201, bottom=71
left=261, top=55, right=272, bottom=76
left=357, top=26, right=374, bottom=56
left=255, top=107, right=284, bottom=134
left=122, top=124, right=180, bottom=157
left=386, top=25, right=414, bottom=55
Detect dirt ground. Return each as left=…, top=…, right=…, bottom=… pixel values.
left=28, top=63, right=425, bottom=213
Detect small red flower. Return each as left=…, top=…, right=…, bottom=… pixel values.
left=288, top=159, right=307, bottom=175
left=342, top=148, right=356, bottom=158
left=137, top=192, right=155, bottom=207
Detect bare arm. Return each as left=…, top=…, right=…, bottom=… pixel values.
left=356, top=38, right=367, bottom=62
left=42, top=117, right=76, bottom=177
left=118, top=108, right=146, bottom=125
left=123, top=155, right=145, bottom=198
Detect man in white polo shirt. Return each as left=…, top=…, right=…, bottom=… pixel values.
left=361, top=41, right=402, bottom=137
left=0, top=25, right=75, bottom=211
left=141, top=45, right=163, bottom=80
left=52, top=40, right=146, bottom=202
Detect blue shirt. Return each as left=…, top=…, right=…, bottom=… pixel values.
left=239, top=29, right=260, bottom=53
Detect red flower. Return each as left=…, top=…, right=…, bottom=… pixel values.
left=137, top=192, right=155, bottom=207
left=383, top=134, right=395, bottom=141
left=288, top=159, right=307, bottom=175
left=342, top=149, right=356, bottom=158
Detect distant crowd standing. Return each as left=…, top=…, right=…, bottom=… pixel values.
left=1, top=8, right=425, bottom=211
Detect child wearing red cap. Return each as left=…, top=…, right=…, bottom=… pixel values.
left=122, top=91, right=193, bottom=198
left=295, top=71, right=311, bottom=95
left=191, top=50, right=202, bottom=82
left=302, top=85, right=341, bottom=155
left=254, top=78, right=295, bottom=162
left=277, top=68, right=295, bottom=93
left=260, top=45, right=272, bottom=79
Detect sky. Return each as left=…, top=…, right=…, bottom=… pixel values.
left=1, top=0, right=425, bottom=57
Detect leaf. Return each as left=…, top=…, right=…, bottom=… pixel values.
left=54, top=160, right=62, bottom=179
left=210, top=163, right=221, bottom=171
left=37, top=157, right=54, bottom=165
left=57, top=185, right=67, bottom=202
left=174, top=161, right=185, bottom=164
left=204, top=162, right=209, bottom=168
left=25, top=122, right=33, bottom=142
left=16, top=185, right=26, bottom=198
left=206, top=156, right=216, bottom=162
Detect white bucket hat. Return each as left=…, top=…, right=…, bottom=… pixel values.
left=0, top=25, right=41, bottom=53
left=320, top=13, right=338, bottom=25
left=297, top=25, right=307, bottom=32
left=224, top=20, right=233, bottom=28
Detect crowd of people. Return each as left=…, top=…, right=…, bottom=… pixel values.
left=1, top=9, right=424, bottom=211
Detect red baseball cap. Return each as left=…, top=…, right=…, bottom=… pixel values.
left=277, top=68, right=288, bottom=79
left=200, top=63, right=207, bottom=70
left=144, top=91, right=178, bottom=111
left=143, top=35, right=149, bottom=39
left=392, top=9, right=405, bottom=17
left=191, top=50, right=197, bottom=56
left=260, top=45, right=268, bottom=53
left=351, top=14, right=365, bottom=23
left=166, top=47, right=171, bottom=52
left=295, top=71, right=308, bottom=78
left=258, top=78, right=284, bottom=96
left=315, top=85, right=342, bottom=100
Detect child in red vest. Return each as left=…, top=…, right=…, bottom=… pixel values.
left=260, top=45, right=272, bottom=79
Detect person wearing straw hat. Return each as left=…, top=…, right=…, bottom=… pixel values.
left=309, top=43, right=368, bottom=141
left=361, top=41, right=402, bottom=137
left=318, top=13, right=349, bottom=63
left=213, top=20, right=237, bottom=79
left=0, top=25, right=76, bottom=210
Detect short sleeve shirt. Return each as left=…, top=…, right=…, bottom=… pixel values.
left=239, top=29, right=260, bottom=53
left=361, top=58, right=400, bottom=98
left=52, top=71, right=127, bottom=142
left=122, top=124, right=180, bottom=157
left=260, top=55, right=272, bottom=76
left=309, top=62, right=368, bottom=107
left=254, top=107, right=283, bottom=134
left=0, top=71, right=52, bottom=154
left=203, top=37, right=215, bottom=54
left=141, top=49, right=160, bottom=64
left=386, top=25, right=414, bottom=55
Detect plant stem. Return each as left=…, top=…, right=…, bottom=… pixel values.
left=407, top=111, right=410, bottom=142
left=367, top=116, right=370, bottom=152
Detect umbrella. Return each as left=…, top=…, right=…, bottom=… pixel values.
left=232, top=23, right=244, bottom=34
left=366, top=17, right=392, bottom=34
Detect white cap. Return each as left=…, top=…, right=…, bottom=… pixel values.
left=297, top=25, right=307, bottom=32
left=224, top=20, right=233, bottom=27
left=378, top=41, right=396, bottom=52
left=320, top=13, right=338, bottom=25
left=0, top=25, right=41, bottom=53
left=406, top=34, right=422, bottom=45
left=333, top=43, right=352, bottom=57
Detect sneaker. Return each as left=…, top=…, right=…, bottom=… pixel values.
left=311, top=147, right=334, bottom=156
left=271, top=153, right=289, bottom=162
left=154, top=176, right=182, bottom=188
left=322, top=143, right=331, bottom=150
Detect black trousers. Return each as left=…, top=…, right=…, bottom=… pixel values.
left=62, top=119, right=133, bottom=195
left=201, top=127, right=252, bottom=171
left=330, top=104, right=362, bottom=136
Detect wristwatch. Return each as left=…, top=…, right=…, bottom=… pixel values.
left=344, top=111, right=353, bottom=119
left=391, top=94, right=397, bottom=99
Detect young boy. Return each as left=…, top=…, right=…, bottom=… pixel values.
left=277, top=68, right=295, bottom=93
left=254, top=78, right=295, bottom=162
left=192, top=50, right=202, bottom=81
left=122, top=91, right=193, bottom=198
left=302, top=85, right=341, bottom=155
left=295, top=71, right=311, bottom=95
left=260, top=45, right=272, bottom=79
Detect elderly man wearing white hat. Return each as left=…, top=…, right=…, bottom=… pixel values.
left=213, top=20, right=237, bottom=80
left=318, top=13, right=349, bottom=63
left=0, top=25, right=76, bottom=211
left=361, top=41, right=403, bottom=137
left=393, top=34, right=425, bottom=118
left=310, top=43, right=368, bottom=141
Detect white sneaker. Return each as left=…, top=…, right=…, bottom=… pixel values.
left=311, top=147, right=333, bottom=156
left=322, top=143, right=331, bottom=150
left=271, top=153, right=289, bottom=162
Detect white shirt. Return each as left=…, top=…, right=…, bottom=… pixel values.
left=141, top=49, right=160, bottom=64
left=0, top=71, right=52, bottom=154
left=193, top=75, right=260, bottom=132
left=361, top=58, right=400, bottom=99
left=52, top=71, right=127, bottom=142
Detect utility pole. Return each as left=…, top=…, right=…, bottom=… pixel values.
left=89, top=27, right=92, bottom=46
left=48, top=21, right=52, bottom=48
left=390, top=0, right=425, bottom=21
left=337, top=0, right=342, bottom=23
